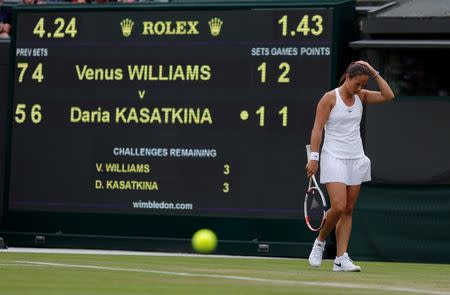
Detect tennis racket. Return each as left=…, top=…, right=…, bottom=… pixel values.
left=304, top=144, right=327, bottom=232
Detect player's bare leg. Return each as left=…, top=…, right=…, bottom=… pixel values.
left=317, top=182, right=347, bottom=242
left=309, top=182, right=347, bottom=267
left=335, top=185, right=360, bottom=256
left=333, top=185, right=361, bottom=272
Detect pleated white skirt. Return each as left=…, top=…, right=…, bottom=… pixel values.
left=320, top=151, right=371, bottom=185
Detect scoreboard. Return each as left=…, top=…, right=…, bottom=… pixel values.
left=7, top=2, right=352, bottom=230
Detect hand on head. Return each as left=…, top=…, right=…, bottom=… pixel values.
left=354, top=60, right=377, bottom=77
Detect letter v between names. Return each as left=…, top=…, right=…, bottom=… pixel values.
left=138, top=90, right=146, bottom=99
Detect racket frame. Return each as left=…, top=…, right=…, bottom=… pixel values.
left=304, top=174, right=327, bottom=231
left=304, top=144, right=327, bottom=232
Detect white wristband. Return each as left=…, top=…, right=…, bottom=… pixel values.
left=310, top=152, right=319, bottom=161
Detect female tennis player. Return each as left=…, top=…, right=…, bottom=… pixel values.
left=306, top=61, right=394, bottom=271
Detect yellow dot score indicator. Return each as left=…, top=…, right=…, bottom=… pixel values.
left=240, top=110, right=249, bottom=120
left=291, top=31, right=296, bottom=36
left=47, top=32, right=52, bottom=37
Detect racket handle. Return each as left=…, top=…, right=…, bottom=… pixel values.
left=306, top=144, right=311, bottom=161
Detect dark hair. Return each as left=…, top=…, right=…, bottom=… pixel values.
left=338, top=62, right=371, bottom=86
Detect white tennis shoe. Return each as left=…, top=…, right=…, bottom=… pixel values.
left=308, top=239, right=326, bottom=267
left=333, top=252, right=361, bottom=272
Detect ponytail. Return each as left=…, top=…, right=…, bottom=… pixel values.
left=338, top=73, right=347, bottom=86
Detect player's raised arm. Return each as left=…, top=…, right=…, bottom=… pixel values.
left=355, top=60, right=395, bottom=104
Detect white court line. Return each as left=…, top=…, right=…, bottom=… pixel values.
left=13, top=260, right=450, bottom=295
left=2, top=247, right=290, bottom=260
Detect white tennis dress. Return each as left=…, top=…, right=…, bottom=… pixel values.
left=320, top=88, right=371, bottom=185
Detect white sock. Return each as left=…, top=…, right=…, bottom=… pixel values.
left=315, top=239, right=325, bottom=247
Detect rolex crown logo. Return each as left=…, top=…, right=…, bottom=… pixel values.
left=120, top=18, right=134, bottom=37
left=208, top=17, right=223, bottom=37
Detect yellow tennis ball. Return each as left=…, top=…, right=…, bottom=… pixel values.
left=192, top=229, right=217, bottom=254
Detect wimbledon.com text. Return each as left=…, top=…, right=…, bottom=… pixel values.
left=132, top=200, right=193, bottom=210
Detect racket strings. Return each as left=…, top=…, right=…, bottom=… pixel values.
left=306, top=188, right=325, bottom=229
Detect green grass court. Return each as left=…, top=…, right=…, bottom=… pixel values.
left=1, top=251, right=449, bottom=294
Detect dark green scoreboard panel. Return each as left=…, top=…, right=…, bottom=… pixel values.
left=6, top=1, right=355, bottom=252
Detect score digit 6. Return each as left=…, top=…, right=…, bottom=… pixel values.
left=14, top=104, right=43, bottom=124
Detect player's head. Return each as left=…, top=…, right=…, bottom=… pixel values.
left=339, top=62, right=370, bottom=95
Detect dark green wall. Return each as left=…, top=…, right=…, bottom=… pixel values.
left=352, top=184, right=450, bottom=263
